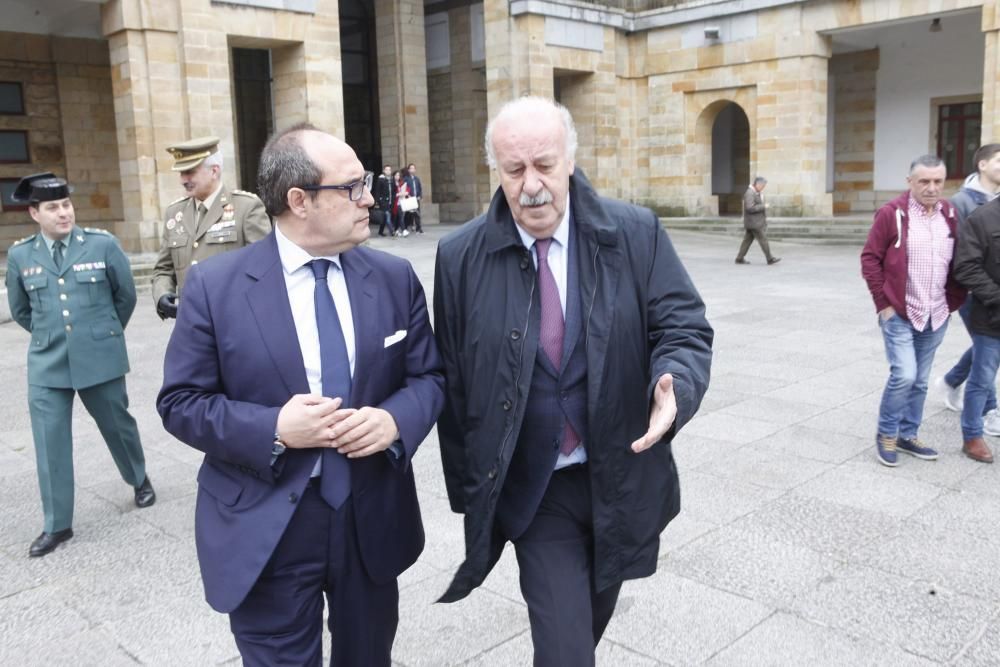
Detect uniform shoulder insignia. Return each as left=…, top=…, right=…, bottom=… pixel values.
left=168, top=195, right=190, bottom=206
left=84, top=227, right=111, bottom=235
left=232, top=189, right=261, bottom=199
left=10, top=234, right=36, bottom=248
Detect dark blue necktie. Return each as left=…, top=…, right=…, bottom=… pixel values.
left=310, top=259, right=352, bottom=509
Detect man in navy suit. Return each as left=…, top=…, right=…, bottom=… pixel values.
left=157, top=123, right=444, bottom=666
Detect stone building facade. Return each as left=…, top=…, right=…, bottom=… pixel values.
left=1, top=0, right=999, bottom=251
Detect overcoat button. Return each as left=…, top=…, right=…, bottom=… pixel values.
left=510, top=329, right=520, bottom=340
left=487, top=467, right=497, bottom=479
left=502, top=400, right=512, bottom=411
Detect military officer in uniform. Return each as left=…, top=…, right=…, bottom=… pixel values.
left=152, top=136, right=271, bottom=318
left=5, top=173, right=155, bottom=558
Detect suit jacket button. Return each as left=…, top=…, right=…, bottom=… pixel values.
left=502, top=400, right=511, bottom=411
left=509, top=329, right=520, bottom=340
left=487, top=467, right=497, bottom=480
left=289, top=492, right=298, bottom=503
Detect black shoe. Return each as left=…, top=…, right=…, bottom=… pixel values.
left=29, top=528, right=73, bottom=558
left=767, top=257, right=782, bottom=265
left=134, top=476, right=156, bottom=508
left=735, top=258, right=750, bottom=265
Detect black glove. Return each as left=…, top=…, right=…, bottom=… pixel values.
left=157, top=293, right=178, bottom=320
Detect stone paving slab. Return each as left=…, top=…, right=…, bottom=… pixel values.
left=1, top=228, right=998, bottom=664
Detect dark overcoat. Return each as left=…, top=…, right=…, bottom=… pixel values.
left=433, top=170, right=713, bottom=601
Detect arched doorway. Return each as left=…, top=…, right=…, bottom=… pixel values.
left=711, top=102, right=750, bottom=215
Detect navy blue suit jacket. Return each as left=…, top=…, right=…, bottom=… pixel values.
left=157, top=232, right=444, bottom=613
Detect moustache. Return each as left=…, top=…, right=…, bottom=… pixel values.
left=520, top=189, right=553, bottom=207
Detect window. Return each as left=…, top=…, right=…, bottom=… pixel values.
left=0, top=130, right=29, bottom=163
left=0, top=82, right=25, bottom=115
left=0, top=178, right=28, bottom=211
left=937, top=102, right=981, bottom=179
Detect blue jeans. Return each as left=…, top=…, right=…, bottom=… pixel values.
left=961, top=332, right=1000, bottom=439
left=877, top=314, right=949, bottom=438
left=944, top=297, right=998, bottom=411
left=377, top=209, right=395, bottom=236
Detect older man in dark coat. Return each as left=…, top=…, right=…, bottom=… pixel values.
left=433, top=97, right=713, bottom=666
left=735, top=176, right=780, bottom=265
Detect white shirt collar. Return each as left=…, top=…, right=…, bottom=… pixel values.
left=514, top=194, right=571, bottom=250
left=198, top=183, right=224, bottom=211
left=274, top=222, right=342, bottom=275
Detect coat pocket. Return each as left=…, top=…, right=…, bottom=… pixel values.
left=197, top=461, right=244, bottom=507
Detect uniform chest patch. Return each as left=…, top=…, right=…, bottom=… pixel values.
left=72, top=261, right=106, bottom=271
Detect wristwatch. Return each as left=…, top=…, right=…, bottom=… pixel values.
left=272, top=431, right=287, bottom=458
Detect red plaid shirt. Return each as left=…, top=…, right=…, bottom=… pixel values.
left=905, top=197, right=952, bottom=331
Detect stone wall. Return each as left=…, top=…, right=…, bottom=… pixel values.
left=0, top=33, right=121, bottom=249
left=831, top=50, right=878, bottom=215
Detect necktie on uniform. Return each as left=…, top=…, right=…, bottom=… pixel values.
left=309, top=259, right=352, bottom=509
left=535, top=239, right=580, bottom=456
left=52, top=240, right=64, bottom=270
left=197, top=202, right=208, bottom=227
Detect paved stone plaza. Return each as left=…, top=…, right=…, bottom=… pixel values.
left=1, top=227, right=998, bottom=665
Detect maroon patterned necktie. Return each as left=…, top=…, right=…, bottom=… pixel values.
left=535, top=238, right=580, bottom=456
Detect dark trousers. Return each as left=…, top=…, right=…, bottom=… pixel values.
left=404, top=209, right=422, bottom=232
left=28, top=377, right=146, bottom=532
left=229, top=485, right=398, bottom=667
left=377, top=208, right=395, bottom=236
left=512, top=464, right=622, bottom=667
left=736, top=227, right=773, bottom=261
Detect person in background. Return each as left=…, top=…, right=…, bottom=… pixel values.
left=861, top=155, right=964, bottom=467
left=5, top=172, right=154, bottom=558
left=735, top=176, right=780, bottom=265
left=935, top=144, right=1000, bottom=427
left=151, top=136, right=271, bottom=319
left=374, top=164, right=396, bottom=237
left=404, top=163, right=424, bottom=234
left=394, top=170, right=410, bottom=237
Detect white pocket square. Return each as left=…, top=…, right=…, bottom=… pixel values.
left=384, top=329, right=407, bottom=347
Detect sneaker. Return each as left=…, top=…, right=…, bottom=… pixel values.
left=402, top=230, right=410, bottom=237
left=897, top=436, right=939, bottom=461
left=875, top=433, right=899, bottom=467
left=984, top=409, right=1000, bottom=437
left=935, top=376, right=963, bottom=412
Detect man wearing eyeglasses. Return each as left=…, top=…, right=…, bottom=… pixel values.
left=157, top=123, right=444, bottom=665
left=152, top=136, right=271, bottom=319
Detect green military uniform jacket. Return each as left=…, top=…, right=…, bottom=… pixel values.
left=151, top=185, right=271, bottom=301
left=5, top=226, right=137, bottom=390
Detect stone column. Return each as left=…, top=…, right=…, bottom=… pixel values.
left=983, top=1, right=1000, bottom=142
left=102, top=0, right=183, bottom=251
left=375, top=0, right=436, bottom=223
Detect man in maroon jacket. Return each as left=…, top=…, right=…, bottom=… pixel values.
left=861, top=155, right=965, bottom=467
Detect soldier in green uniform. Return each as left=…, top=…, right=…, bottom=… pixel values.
left=152, top=136, right=271, bottom=318
left=5, top=173, right=155, bottom=558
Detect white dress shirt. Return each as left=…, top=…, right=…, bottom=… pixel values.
left=514, top=196, right=586, bottom=467
left=274, top=223, right=356, bottom=474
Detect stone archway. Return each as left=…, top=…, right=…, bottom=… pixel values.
left=686, top=88, right=756, bottom=216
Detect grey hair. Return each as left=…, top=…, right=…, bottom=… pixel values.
left=203, top=150, right=224, bottom=171
left=484, top=96, right=578, bottom=169
left=753, top=176, right=767, bottom=186
left=257, top=122, right=323, bottom=217
left=909, top=154, right=945, bottom=174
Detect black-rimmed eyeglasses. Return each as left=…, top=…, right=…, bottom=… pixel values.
left=299, top=171, right=373, bottom=201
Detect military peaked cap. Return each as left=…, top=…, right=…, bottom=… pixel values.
left=167, top=136, right=221, bottom=172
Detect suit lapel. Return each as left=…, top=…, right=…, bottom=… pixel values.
left=340, top=249, right=376, bottom=409
left=246, top=235, right=310, bottom=396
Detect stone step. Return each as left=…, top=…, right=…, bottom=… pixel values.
left=661, top=218, right=872, bottom=246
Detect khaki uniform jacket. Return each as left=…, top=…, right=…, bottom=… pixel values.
left=152, top=185, right=271, bottom=302
left=5, top=226, right=136, bottom=390
left=743, top=186, right=767, bottom=231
